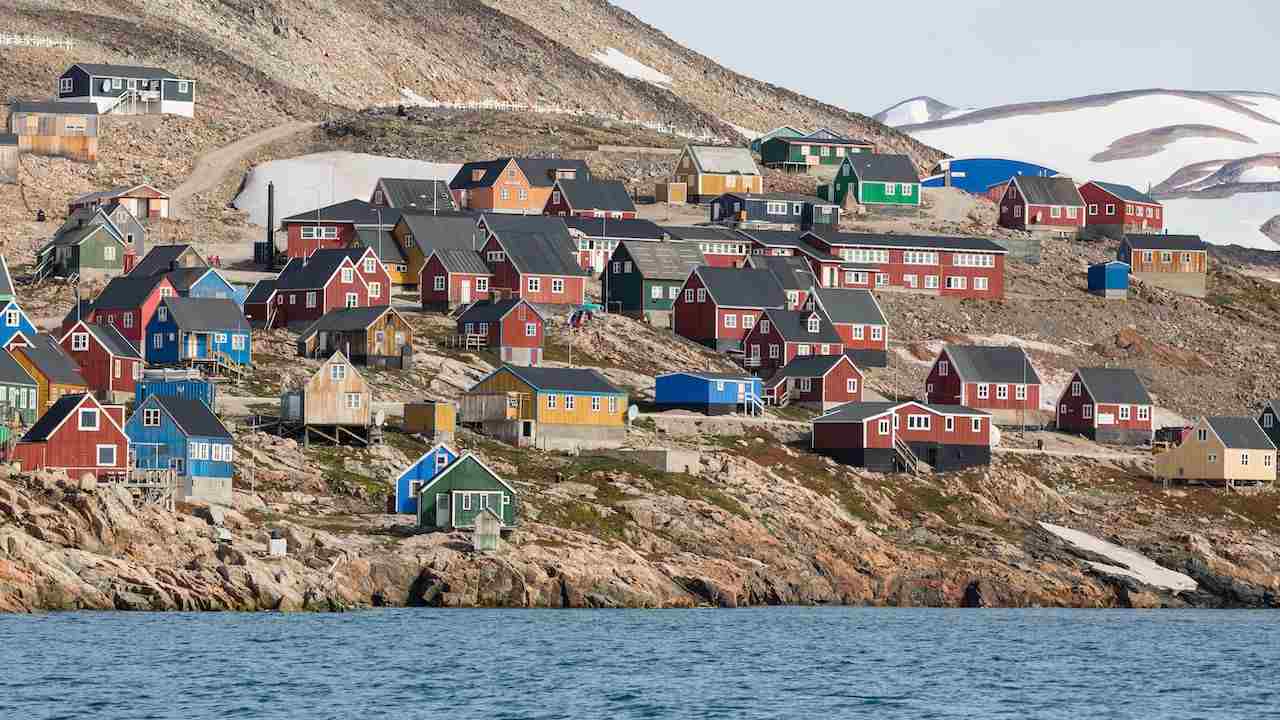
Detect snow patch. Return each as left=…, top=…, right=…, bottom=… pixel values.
left=232, top=151, right=461, bottom=227
left=725, top=122, right=763, bottom=140
left=1238, top=166, right=1280, bottom=183
left=1040, top=522, right=1197, bottom=593
left=1161, top=191, right=1280, bottom=249
left=592, top=47, right=672, bottom=88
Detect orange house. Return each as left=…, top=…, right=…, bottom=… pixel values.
left=450, top=158, right=591, bottom=214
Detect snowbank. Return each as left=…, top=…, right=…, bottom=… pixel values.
left=1161, top=191, right=1280, bottom=249
left=1039, top=522, right=1197, bottom=593
left=1238, top=166, right=1280, bottom=183
left=592, top=48, right=672, bottom=88
left=232, top=152, right=461, bottom=227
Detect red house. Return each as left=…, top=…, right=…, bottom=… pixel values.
left=812, top=401, right=992, bottom=472
left=269, top=249, right=374, bottom=329
left=672, top=266, right=786, bottom=352
left=664, top=225, right=751, bottom=267
left=804, top=287, right=889, bottom=367
left=477, top=214, right=588, bottom=306
left=1078, top=181, right=1164, bottom=235
left=456, top=298, right=545, bottom=366
left=12, top=393, right=129, bottom=480
left=742, top=308, right=843, bottom=377
left=335, top=246, right=391, bottom=306
left=763, top=353, right=863, bottom=411
left=281, top=199, right=401, bottom=260
left=60, top=320, right=143, bottom=403
left=544, top=179, right=638, bottom=219
left=926, top=345, right=1042, bottom=426
left=1056, top=367, right=1153, bottom=446
left=801, top=231, right=1007, bottom=300
left=64, top=274, right=175, bottom=360
left=421, top=249, right=493, bottom=311
left=996, top=176, right=1086, bottom=237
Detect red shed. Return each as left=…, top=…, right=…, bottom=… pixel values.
left=812, top=400, right=992, bottom=472
left=59, top=320, right=143, bottom=403
left=997, top=176, right=1085, bottom=236
left=11, top=393, right=130, bottom=480
left=925, top=344, right=1042, bottom=426
left=421, top=248, right=492, bottom=311
left=763, top=353, right=863, bottom=411
left=456, top=298, right=545, bottom=366
left=1056, top=367, right=1154, bottom=446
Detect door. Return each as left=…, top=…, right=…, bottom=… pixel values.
left=711, top=203, right=720, bottom=221
left=187, top=333, right=198, bottom=359
left=435, top=494, right=449, bottom=528
left=460, top=279, right=471, bottom=304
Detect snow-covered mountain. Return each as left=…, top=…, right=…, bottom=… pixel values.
left=895, top=90, right=1280, bottom=249
left=873, top=97, right=968, bottom=127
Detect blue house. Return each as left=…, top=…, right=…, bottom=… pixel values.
left=393, top=443, right=459, bottom=514
left=0, top=300, right=37, bottom=349
left=1088, top=261, right=1129, bottom=300
left=166, top=267, right=243, bottom=304
left=126, top=394, right=235, bottom=504
left=146, top=297, right=251, bottom=367
left=655, top=372, right=764, bottom=415
left=136, top=367, right=218, bottom=409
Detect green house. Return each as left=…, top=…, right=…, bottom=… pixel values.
left=827, top=154, right=921, bottom=207
left=604, top=240, right=704, bottom=324
left=760, top=134, right=875, bottom=172
left=415, top=453, right=518, bottom=531
left=0, top=349, right=39, bottom=442
left=38, top=218, right=128, bottom=277
left=749, top=125, right=806, bottom=155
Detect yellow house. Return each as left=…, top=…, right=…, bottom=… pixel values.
left=1155, top=416, right=1277, bottom=485
left=461, top=365, right=628, bottom=451
left=9, top=333, right=90, bottom=414
left=672, top=145, right=763, bottom=204
left=392, top=212, right=485, bottom=289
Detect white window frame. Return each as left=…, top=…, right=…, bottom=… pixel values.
left=971, top=418, right=982, bottom=433
left=878, top=419, right=890, bottom=435
left=369, top=282, right=381, bottom=299
left=96, top=444, right=117, bottom=467
left=546, top=394, right=557, bottom=409
left=143, top=408, right=161, bottom=427
left=330, top=363, right=347, bottom=381
left=434, top=275, right=446, bottom=291
left=723, top=313, right=736, bottom=329
left=305, top=291, right=318, bottom=308
left=475, top=277, right=489, bottom=292
left=71, top=333, right=89, bottom=351
left=525, top=322, right=537, bottom=337
left=1015, top=384, right=1026, bottom=401
left=996, top=384, right=1009, bottom=400
left=976, top=383, right=989, bottom=400
left=1083, top=404, right=1093, bottom=420
left=846, top=378, right=858, bottom=394
left=79, top=408, right=99, bottom=430
left=945, top=416, right=954, bottom=432
left=591, top=396, right=601, bottom=412
left=565, top=395, right=576, bottom=411
left=870, top=327, right=883, bottom=342
left=551, top=278, right=565, bottom=295
left=1119, top=405, right=1131, bottom=421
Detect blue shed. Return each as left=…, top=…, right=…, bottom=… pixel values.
left=126, top=394, right=235, bottom=505
left=655, top=372, right=763, bottom=415
left=0, top=299, right=38, bottom=349
left=146, top=297, right=252, bottom=367
left=920, top=157, right=1060, bottom=194
left=166, top=268, right=244, bottom=306
left=393, top=443, right=459, bottom=514
left=1088, top=261, right=1129, bottom=299
left=137, top=367, right=218, bottom=409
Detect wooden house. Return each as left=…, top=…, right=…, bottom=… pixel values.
left=1117, top=235, right=1208, bottom=298
left=69, top=184, right=170, bottom=222
left=825, top=154, right=921, bottom=210
left=455, top=298, right=545, bottom=366
left=804, top=287, right=889, bottom=368
left=268, top=250, right=375, bottom=329
left=544, top=179, right=637, bottom=219
left=72, top=274, right=175, bottom=357
left=655, top=372, right=763, bottom=415
left=242, top=279, right=277, bottom=327
left=392, top=443, right=459, bottom=515
left=461, top=365, right=628, bottom=451
left=763, top=354, right=863, bottom=411
left=57, top=63, right=194, bottom=117
left=925, top=345, right=1042, bottom=426
left=391, top=212, right=484, bottom=290
left=1079, top=181, right=1164, bottom=237
left=146, top=297, right=251, bottom=369
left=279, top=352, right=372, bottom=445
left=0, top=350, right=40, bottom=441
left=420, top=249, right=492, bottom=311
left=38, top=214, right=129, bottom=278
left=0, top=134, right=16, bottom=184
left=60, top=320, right=143, bottom=403
left=450, top=157, right=591, bottom=214
left=670, top=145, right=762, bottom=203
left=1056, top=367, right=1153, bottom=446
left=127, top=394, right=234, bottom=504
left=129, top=243, right=205, bottom=276
left=356, top=225, right=409, bottom=288
left=759, top=134, right=874, bottom=172
left=404, top=400, right=456, bottom=445
left=672, top=266, right=786, bottom=351
left=812, top=401, right=992, bottom=473
left=564, top=217, right=666, bottom=273
left=996, top=176, right=1085, bottom=237
left=281, top=199, right=400, bottom=260
left=477, top=214, right=589, bottom=306
left=8, top=333, right=90, bottom=413
left=6, top=100, right=99, bottom=162
left=1155, top=416, right=1276, bottom=486
left=710, top=192, right=841, bottom=230
left=603, top=241, right=703, bottom=325
left=801, top=230, right=1008, bottom=300
left=136, top=367, right=217, bottom=410
left=743, top=308, right=844, bottom=378
left=296, top=305, right=411, bottom=369
left=415, top=453, right=518, bottom=532
left=12, top=393, right=129, bottom=480
left=750, top=126, right=807, bottom=154
left=662, top=225, right=751, bottom=267
left=370, top=177, right=456, bottom=212
left=50, top=203, right=143, bottom=265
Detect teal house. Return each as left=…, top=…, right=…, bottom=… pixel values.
left=393, top=442, right=458, bottom=515
left=603, top=241, right=703, bottom=325
left=825, top=154, right=922, bottom=208
left=415, top=453, right=518, bottom=531
left=749, top=126, right=806, bottom=155
left=759, top=134, right=875, bottom=172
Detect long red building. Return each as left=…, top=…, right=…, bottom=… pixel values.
left=802, top=231, right=1008, bottom=300
left=12, top=393, right=130, bottom=480
left=925, top=345, right=1042, bottom=426
left=812, top=400, right=992, bottom=472
left=996, top=176, right=1086, bottom=237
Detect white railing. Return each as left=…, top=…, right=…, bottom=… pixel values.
left=744, top=393, right=765, bottom=417
left=0, top=33, right=74, bottom=50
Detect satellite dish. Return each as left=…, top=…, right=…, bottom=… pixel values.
left=375, top=409, right=386, bottom=427
left=627, top=405, right=639, bottom=421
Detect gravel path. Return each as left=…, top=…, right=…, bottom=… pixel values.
left=170, top=120, right=318, bottom=219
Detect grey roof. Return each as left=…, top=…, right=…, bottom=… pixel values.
left=282, top=199, right=400, bottom=227
left=662, top=225, right=746, bottom=242
left=813, top=401, right=988, bottom=424
left=766, top=354, right=849, bottom=381
left=695, top=267, right=786, bottom=308
left=1074, top=368, right=1152, bottom=405
left=432, top=248, right=491, bottom=275
left=1089, top=181, right=1160, bottom=206
left=129, top=244, right=203, bottom=277
left=686, top=146, right=761, bottom=176
left=162, top=297, right=248, bottom=332
left=0, top=134, right=16, bottom=146
left=761, top=309, right=842, bottom=344
left=61, top=301, right=95, bottom=331
left=723, top=192, right=838, bottom=205
left=1012, top=176, right=1084, bottom=206
left=457, top=298, right=542, bottom=325
left=0, top=349, right=36, bottom=387
left=163, top=267, right=214, bottom=294
left=451, top=158, right=591, bottom=190
left=148, top=395, right=231, bottom=439
left=71, top=63, right=183, bottom=80
left=375, top=178, right=455, bottom=211
left=943, top=345, right=1041, bottom=385
left=51, top=222, right=121, bottom=248
left=399, top=213, right=485, bottom=256
left=81, top=322, right=141, bottom=359
left=564, top=217, right=666, bottom=240
left=298, top=306, right=397, bottom=338
left=20, top=334, right=87, bottom=386
left=1123, top=235, right=1206, bottom=251
left=495, top=365, right=624, bottom=395
left=748, top=255, right=815, bottom=291
left=737, top=230, right=844, bottom=262
left=9, top=100, right=99, bottom=115
left=808, top=230, right=1008, bottom=254
left=619, top=241, right=703, bottom=280
left=21, top=393, right=90, bottom=442
left=770, top=135, right=872, bottom=147
left=810, top=287, right=886, bottom=326
left=275, top=251, right=351, bottom=291
left=658, top=371, right=756, bottom=382
left=555, top=179, right=636, bottom=213
left=356, top=227, right=407, bottom=265
left=92, top=275, right=165, bottom=310
left=844, top=154, right=920, bottom=184
left=484, top=216, right=586, bottom=277
left=1206, top=417, right=1276, bottom=450
left=245, top=279, right=277, bottom=304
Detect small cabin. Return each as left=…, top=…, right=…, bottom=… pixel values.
left=145, top=297, right=251, bottom=369
left=280, top=351, right=372, bottom=445
left=295, top=305, right=412, bottom=369
left=1088, top=261, right=1129, bottom=299
left=415, top=453, right=518, bottom=532
left=462, top=365, right=628, bottom=451
left=392, top=443, right=458, bottom=515
left=655, top=372, right=763, bottom=415
left=404, top=400, right=456, bottom=444
left=6, top=100, right=100, bottom=162
left=57, top=63, right=195, bottom=117
left=69, top=184, right=170, bottom=222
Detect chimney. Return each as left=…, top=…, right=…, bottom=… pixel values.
left=266, top=181, right=275, bottom=246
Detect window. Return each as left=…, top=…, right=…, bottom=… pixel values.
left=668, top=286, right=679, bottom=300
left=769, top=344, right=780, bottom=359
left=178, top=80, right=189, bottom=94
left=306, top=291, right=318, bottom=308
left=475, top=277, right=489, bottom=292
left=996, top=385, right=1009, bottom=400
left=345, top=293, right=358, bottom=308
left=153, top=334, right=163, bottom=350
left=79, top=408, right=99, bottom=430
left=60, top=77, right=72, bottom=93
left=433, top=275, right=446, bottom=292
left=974, top=277, right=989, bottom=291
left=487, top=250, right=506, bottom=263
left=797, top=378, right=812, bottom=392
left=527, top=277, right=541, bottom=293
left=112, top=77, right=123, bottom=89
left=591, top=396, right=601, bottom=412
left=797, top=344, right=811, bottom=356
left=232, top=335, right=246, bottom=351
left=500, top=188, right=510, bottom=201
left=938, top=360, right=949, bottom=376
left=901, top=184, right=914, bottom=196
left=876, top=273, right=888, bottom=287
left=525, top=322, right=537, bottom=337
left=1241, top=452, right=1250, bottom=466
left=1208, top=453, right=1217, bottom=464
left=546, top=394, right=557, bottom=409
left=766, top=201, right=787, bottom=215
left=807, top=316, right=820, bottom=333
left=846, top=378, right=858, bottom=394
left=103, top=245, right=116, bottom=262
left=944, top=276, right=967, bottom=290
left=846, top=271, right=868, bottom=285
left=565, top=395, right=575, bottom=410
left=945, top=416, right=954, bottom=432
left=300, top=226, right=339, bottom=240
left=214, top=333, right=227, bottom=345
left=462, top=493, right=472, bottom=511
left=723, top=314, right=736, bottom=329
left=1143, top=251, right=1153, bottom=263
left=1119, top=406, right=1131, bottom=420
left=1014, top=206, right=1022, bottom=218
left=331, top=363, right=347, bottom=381
left=684, top=289, right=694, bottom=303
left=907, top=415, right=930, bottom=430
left=551, top=279, right=565, bottom=295
left=925, top=275, right=939, bottom=289
left=1267, top=455, right=1274, bottom=468
left=792, top=203, right=803, bottom=215
left=464, top=322, right=474, bottom=335
left=870, top=327, right=883, bottom=342
left=1066, top=207, right=1077, bottom=219
left=96, top=444, right=117, bottom=467
left=369, top=282, right=381, bottom=299
left=1071, top=381, right=1081, bottom=397
left=143, top=408, right=160, bottom=427
left=952, top=254, right=995, bottom=268
left=884, top=184, right=895, bottom=196
left=211, top=444, right=223, bottom=462
left=1015, top=385, right=1026, bottom=401
left=976, top=384, right=989, bottom=400
left=820, top=344, right=830, bottom=355
left=852, top=326, right=864, bottom=340
left=517, top=189, right=528, bottom=201
left=1197, top=428, right=1208, bottom=442
left=1083, top=405, right=1093, bottom=420
left=289, top=295, right=296, bottom=305
left=1088, top=204, right=1098, bottom=215
left=122, top=312, right=136, bottom=329
left=903, top=251, right=939, bottom=265
left=972, top=418, right=982, bottom=433
left=878, top=419, right=890, bottom=435
left=346, top=393, right=362, bottom=409
left=1106, top=204, right=1116, bottom=216
left=1161, top=252, right=1173, bottom=264
left=609, top=397, right=618, bottom=414
left=71, top=333, right=89, bottom=351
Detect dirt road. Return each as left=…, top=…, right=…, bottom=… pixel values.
left=170, top=120, right=317, bottom=219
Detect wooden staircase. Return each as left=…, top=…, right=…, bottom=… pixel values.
left=894, top=436, right=921, bottom=475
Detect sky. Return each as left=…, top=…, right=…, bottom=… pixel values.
left=611, top=0, right=1279, bottom=114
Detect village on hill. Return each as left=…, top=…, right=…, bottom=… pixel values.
left=1, top=59, right=1279, bottom=612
